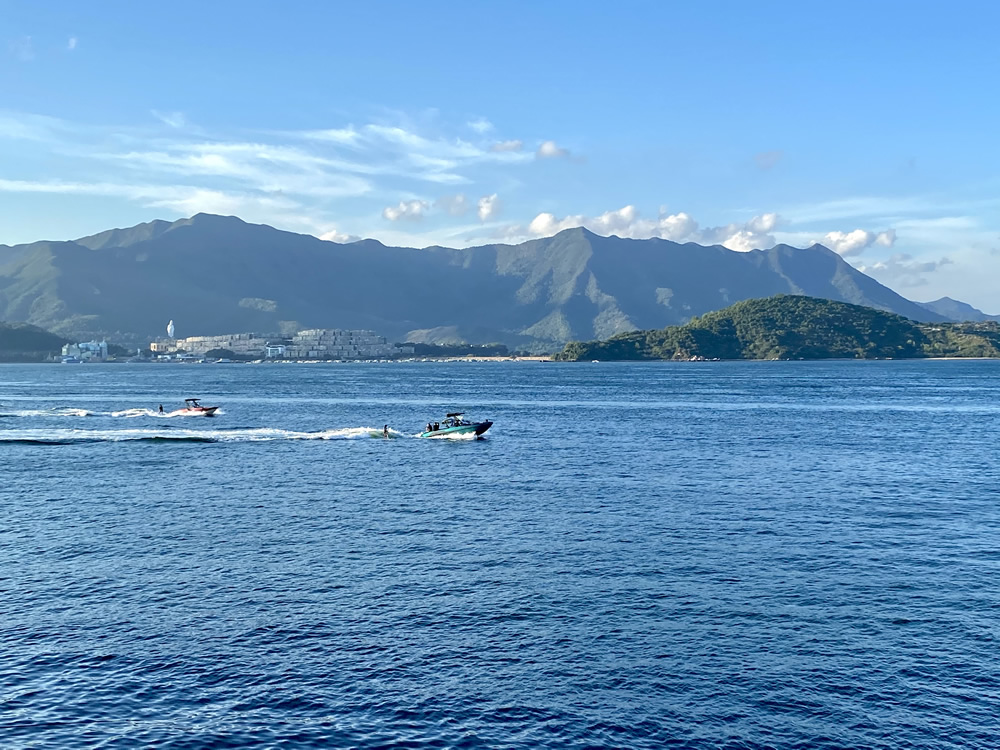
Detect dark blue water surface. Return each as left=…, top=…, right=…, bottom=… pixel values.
left=2, top=360, right=999, bottom=749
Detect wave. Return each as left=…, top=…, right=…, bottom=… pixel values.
left=0, top=426, right=409, bottom=445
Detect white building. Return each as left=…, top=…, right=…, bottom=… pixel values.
left=285, top=329, right=409, bottom=359
left=149, top=328, right=413, bottom=360
left=62, top=340, right=108, bottom=361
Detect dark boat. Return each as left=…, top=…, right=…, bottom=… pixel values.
left=420, top=412, right=493, bottom=438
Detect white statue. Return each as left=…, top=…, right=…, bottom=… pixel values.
left=167, top=320, right=175, bottom=338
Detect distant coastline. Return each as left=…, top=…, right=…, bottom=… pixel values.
left=6, top=295, right=1000, bottom=365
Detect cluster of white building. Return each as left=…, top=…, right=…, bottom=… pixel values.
left=282, top=329, right=407, bottom=359
left=62, top=340, right=108, bottom=362
left=150, top=328, right=413, bottom=360
left=150, top=332, right=269, bottom=356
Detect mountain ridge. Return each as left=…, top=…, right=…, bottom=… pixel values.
left=0, top=214, right=965, bottom=349
left=915, top=296, right=1000, bottom=322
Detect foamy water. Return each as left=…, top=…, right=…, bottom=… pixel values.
left=0, top=425, right=410, bottom=444
left=0, top=406, right=225, bottom=419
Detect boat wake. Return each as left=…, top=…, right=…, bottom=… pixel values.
left=422, top=430, right=482, bottom=440
left=0, top=426, right=409, bottom=445
left=0, top=407, right=95, bottom=418
left=0, top=407, right=224, bottom=419
left=111, top=408, right=223, bottom=418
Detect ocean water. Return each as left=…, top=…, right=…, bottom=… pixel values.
left=1, top=360, right=999, bottom=749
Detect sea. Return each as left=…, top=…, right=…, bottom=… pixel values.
left=1, top=360, right=998, bottom=749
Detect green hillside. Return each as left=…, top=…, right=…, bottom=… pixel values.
left=0, top=322, right=69, bottom=362
left=555, top=295, right=1000, bottom=361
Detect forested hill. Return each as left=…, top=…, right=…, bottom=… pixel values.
left=555, top=295, right=1000, bottom=361
left=0, top=322, right=68, bottom=362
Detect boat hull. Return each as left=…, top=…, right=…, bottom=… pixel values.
left=420, top=420, right=492, bottom=438
left=180, top=406, right=219, bottom=416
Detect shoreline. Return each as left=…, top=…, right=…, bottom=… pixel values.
left=10, top=354, right=1000, bottom=365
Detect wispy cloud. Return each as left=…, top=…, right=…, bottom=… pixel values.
left=754, top=149, right=783, bottom=170
left=467, top=118, right=493, bottom=133
left=436, top=193, right=469, bottom=216
left=9, top=36, right=34, bottom=62
left=0, top=178, right=318, bottom=231
left=67, top=36, right=78, bottom=51
left=491, top=139, right=523, bottom=153
left=856, top=253, right=953, bottom=289
left=0, top=109, right=539, bottom=237
left=151, top=110, right=187, bottom=129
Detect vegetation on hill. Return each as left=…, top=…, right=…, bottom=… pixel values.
left=0, top=321, right=69, bottom=362
left=204, top=348, right=254, bottom=361
left=555, top=295, right=1000, bottom=361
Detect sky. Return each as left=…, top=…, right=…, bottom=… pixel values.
left=1, top=0, right=999, bottom=311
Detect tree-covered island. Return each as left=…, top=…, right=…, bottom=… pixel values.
left=554, top=295, right=1000, bottom=361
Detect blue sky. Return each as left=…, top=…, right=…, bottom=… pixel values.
left=2, top=0, right=999, bottom=310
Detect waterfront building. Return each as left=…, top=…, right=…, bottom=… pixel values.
left=285, top=329, right=411, bottom=359
left=148, top=328, right=413, bottom=359
left=62, top=340, right=108, bottom=361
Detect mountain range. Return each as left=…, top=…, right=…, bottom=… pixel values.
left=0, top=213, right=991, bottom=350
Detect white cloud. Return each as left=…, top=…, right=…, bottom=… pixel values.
left=820, top=228, right=896, bottom=256
left=657, top=212, right=699, bottom=241
left=477, top=193, right=501, bottom=221
left=436, top=193, right=468, bottom=216
left=467, top=118, right=493, bottom=133
left=876, top=229, right=897, bottom=246
left=382, top=199, right=429, bottom=221
left=536, top=140, right=569, bottom=159
left=513, top=205, right=779, bottom=251
left=700, top=213, right=780, bottom=252
left=67, top=37, right=77, bottom=51
left=491, top=139, right=523, bottom=153
left=151, top=110, right=186, bottom=129
left=319, top=227, right=359, bottom=243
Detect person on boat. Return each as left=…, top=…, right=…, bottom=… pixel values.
left=426, top=423, right=433, bottom=433
left=383, top=425, right=389, bottom=438
left=433, top=422, right=440, bottom=431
